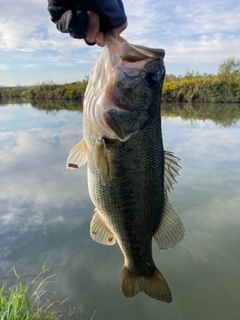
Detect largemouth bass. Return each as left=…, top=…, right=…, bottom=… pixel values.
left=67, top=35, right=184, bottom=303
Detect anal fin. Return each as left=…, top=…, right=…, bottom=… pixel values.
left=66, top=139, right=88, bottom=169
left=90, top=209, right=116, bottom=245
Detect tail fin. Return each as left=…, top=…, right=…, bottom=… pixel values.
left=121, top=266, right=172, bottom=303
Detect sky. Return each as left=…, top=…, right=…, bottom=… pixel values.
left=0, top=0, right=240, bottom=86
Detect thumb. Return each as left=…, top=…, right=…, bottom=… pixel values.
left=112, top=21, right=128, bottom=38
left=85, top=11, right=100, bottom=43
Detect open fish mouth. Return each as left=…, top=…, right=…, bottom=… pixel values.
left=83, top=33, right=165, bottom=141
left=107, top=32, right=165, bottom=62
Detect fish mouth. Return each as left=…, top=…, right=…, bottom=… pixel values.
left=107, top=33, right=165, bottom=62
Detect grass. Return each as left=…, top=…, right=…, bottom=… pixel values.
left=0, top=266, right=93, bottom=320
left=0, top=80, right=88, bottom=102
left=0, top=265, right=59, bottom=319
left=162, top=72, right=240, bottom=103
left=162, top=58, right=240, bottom=103
left=1, top=58, right=239, bottom=104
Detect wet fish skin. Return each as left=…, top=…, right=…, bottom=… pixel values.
left=85, top=92, right=171, bottom=302
left=67, top=36, right=184, bottom=303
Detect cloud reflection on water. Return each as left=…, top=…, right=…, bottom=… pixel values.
left=0, top=102, right=240, bottom=320
left=0, top=105, right=90, bottom=235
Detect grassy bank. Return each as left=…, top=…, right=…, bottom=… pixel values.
left=163, top=57, right=240, bottom=103
left=163, top=72, right=240, bottom=103
left=0, top=80, right=88, bottom=102
left=0, top=266, right=60, bottom=320
left=1, top=58, right=239, bottom=103
left=0, top=266, right=86, bottom=320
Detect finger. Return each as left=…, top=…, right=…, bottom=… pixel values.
left=112, top=21, right=128, bottom=38
left=96, top=32, right=105, bottom=47
left=86, top=11, right=99, bottom=43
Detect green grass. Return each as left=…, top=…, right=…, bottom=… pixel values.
left=162, top=72, right=240, bottom=103
left=0, top=80, right=88, bottom=102
left=0, top=265, right=60, bottom=320
left=162, top=58, right=240, bottom=103
left=0, top=266, right=91, bottom=320
left=1, top=58, right=239, bottom=104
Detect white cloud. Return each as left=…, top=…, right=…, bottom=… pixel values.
left=165, top=34, right=240, bottom=64
left=22, top=64, right=41, bottom=70
left=0, top=0, right=240, bottom=85
left=172, top=1, right=240, bottom=35
left=0, top=64, right=9, bottom=70
left=0, top=1, right=47, bottom=50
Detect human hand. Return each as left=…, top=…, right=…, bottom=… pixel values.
left=48, top=0, right=127, bottom=47
left=86, top=11, right=128, bottom=47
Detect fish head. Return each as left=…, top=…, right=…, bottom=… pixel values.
left=83, top=34, right=165, bottom=141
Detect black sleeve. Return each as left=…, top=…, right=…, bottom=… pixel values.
left=47, top=0, right=127, bottom=40
left=48, top=0, right=90, bottom=39
left=95, top=0, right=127, bottom=28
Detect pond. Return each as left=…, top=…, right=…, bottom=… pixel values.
left=0, top=100, right=240, bottom=320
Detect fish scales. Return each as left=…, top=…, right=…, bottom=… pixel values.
left=66, top=34, right=184, bottom=303
left=86, top=116, right=164, bottom=272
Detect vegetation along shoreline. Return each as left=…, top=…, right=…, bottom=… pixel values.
left=1, top=58, right=239, bottom=103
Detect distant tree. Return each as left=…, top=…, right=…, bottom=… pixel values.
left=218, top=57, right=240, bottom=75
left=164, top=74, right=177, bottom=82
left=183, top=70, right=202, bottom=79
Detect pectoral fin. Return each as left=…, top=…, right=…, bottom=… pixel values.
left=66, top=139, right=88, bottom=169
left=90, top=209, right=116, bottom=245
left=154, top=196, right=185, bottom=250
left=94, top=137, right=109, bottom=185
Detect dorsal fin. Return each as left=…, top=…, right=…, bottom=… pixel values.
left=154, top=195, right=185, bottom=250
left=154, top=151, right=184, bottom=250
left=66, top=139, right=88, bottom=169
left=164, top=151, right=181, bottom=193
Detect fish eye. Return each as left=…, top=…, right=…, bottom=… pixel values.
left=145, top=72, right=160, bottom=86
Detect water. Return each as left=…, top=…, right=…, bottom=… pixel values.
left=0, top=100, right=240, bottom=320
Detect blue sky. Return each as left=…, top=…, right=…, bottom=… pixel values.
left=0, top=0, right=240, bottom=86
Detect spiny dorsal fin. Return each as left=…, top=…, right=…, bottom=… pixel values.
left=164, top=151, right=181, bottom=193
left=90, top=209, right=116, bottom=245
left=94, top=137, right=109, bottom=186
left=154, top=195, right=184, bottom=250
left=66, top=139, right=88, bottom=169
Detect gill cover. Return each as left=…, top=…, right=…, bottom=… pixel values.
left=83, top=34, right=165, bottom=142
